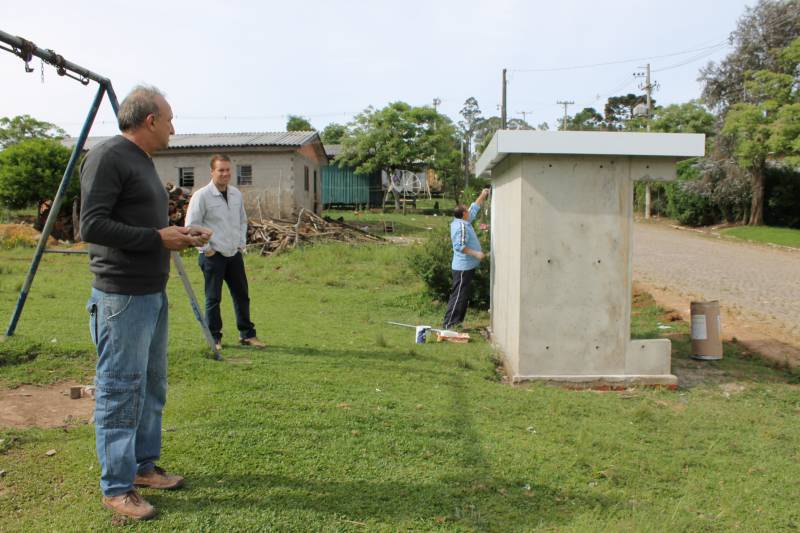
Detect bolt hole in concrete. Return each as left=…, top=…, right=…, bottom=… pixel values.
left=545, top=346, right=550, bottom=350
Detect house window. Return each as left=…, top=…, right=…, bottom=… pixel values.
left=237, top=165, right=253, bottom=186
left=304, top=166, right=309, bottom=191
left=178, top=167, right=194, bottom=188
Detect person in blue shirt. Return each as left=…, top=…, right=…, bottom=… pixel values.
left=443, top=188, right=490, bottom=330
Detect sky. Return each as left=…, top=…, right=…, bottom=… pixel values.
left=1, top=0, right=754, bottom=138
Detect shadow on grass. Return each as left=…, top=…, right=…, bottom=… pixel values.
left=154, top=372, right=617, bottom=528
left=668, top=333, right=800, bottom=388
left=264, top=343, right=439, bottom=364
left=153, top=474, right=613, bottom=528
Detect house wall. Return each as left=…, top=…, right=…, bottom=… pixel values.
left=153, top=150, right=306, bottom=219
left=291, top=152, right=322, bottom=215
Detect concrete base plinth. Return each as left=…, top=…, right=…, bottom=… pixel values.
left=509, top=373, right=678, bottom=389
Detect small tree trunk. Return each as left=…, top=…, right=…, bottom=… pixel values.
left=748, top=166, right=765, bottom=226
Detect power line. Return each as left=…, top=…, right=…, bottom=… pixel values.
left=511, top=41, right=730, bottom=73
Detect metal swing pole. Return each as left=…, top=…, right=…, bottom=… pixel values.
left=2, top=30, right=219, bottom=359
left=5, top=83, right=106, bottom=337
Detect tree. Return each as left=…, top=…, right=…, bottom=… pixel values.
left=566, top=107, right=604, bottom=131
left=699, top=0, right=800, bottom=112
left=721, top=37, right=800, bottom=225
left=0, top=138, right=78, bottom=209
left=0, top=115, right=66, bottom=148
left=336, top=102, right=461, bottom=206
left=458, top=97, right=483, bottom=183
left=603, top=93, right=652, bottom=130
left=286, top=115, right=314, bottom=131
left=320, top=123, right=347, bottom=144
left=650, top=101, right=716, bottom=135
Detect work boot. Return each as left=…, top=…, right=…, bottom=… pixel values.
left=102, top=490, right=156, bottom=520
left=134, top=465, right=185, bottom=490
left=240, top=336, right=267, bottom=348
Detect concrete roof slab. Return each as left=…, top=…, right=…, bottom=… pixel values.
left=476, top=130, right=705, bottom=177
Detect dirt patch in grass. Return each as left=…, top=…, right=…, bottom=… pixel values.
left=0, top=381, right=93, bottom=429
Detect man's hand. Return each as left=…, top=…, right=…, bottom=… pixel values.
left=158, top=226, right=211, bottom=251
left=464, top=247, right=486, bottom=261
left=475, top=188, right=491, bottom=206
left=187, top=225, right=213, bottom=245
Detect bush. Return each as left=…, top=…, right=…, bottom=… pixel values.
left=0, top=138, right=78, bottom=209
left=408, top=224, right=491, bottom=310
left=765, top=166, right=800, bottom=228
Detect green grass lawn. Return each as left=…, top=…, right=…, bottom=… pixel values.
left=1, top=240, right=799, bottom=530
left=721, top=225, right=800, bottom=248
left=325, top=198, right=462, bottom=238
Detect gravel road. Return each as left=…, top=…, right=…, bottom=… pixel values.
left=633, top=222, right=800, bottom=340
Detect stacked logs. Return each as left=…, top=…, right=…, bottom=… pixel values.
left=166, top=183, right=190, bottom=227
left=246, top=209, right=382, bottom=256
left=163, top=186, right=380, bottom=256
left=35, top=198, right=79, bottom=241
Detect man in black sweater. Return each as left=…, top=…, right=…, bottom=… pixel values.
left=80, top=85, right=211, bottom=520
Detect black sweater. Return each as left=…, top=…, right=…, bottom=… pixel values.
left=79, top=136, right=169, bottom=294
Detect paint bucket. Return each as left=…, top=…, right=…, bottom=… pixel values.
left=415, top=326, right=431, bottom=344
left=690, top=301, right=722, bottom=360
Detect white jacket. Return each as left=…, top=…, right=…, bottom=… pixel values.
left=185, top=181, right=247, bottom=257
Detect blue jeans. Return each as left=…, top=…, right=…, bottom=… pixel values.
left=86, top=288, right=168, bottom=497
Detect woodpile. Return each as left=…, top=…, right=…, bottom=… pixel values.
left=164, top=185, right=380, bottom=256
left=246, top=209, right=382, bottom=256
left=35, top=198, right=79, bottom=241
left=166, top=183, right=190, bottom=227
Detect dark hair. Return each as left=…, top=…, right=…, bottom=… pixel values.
left=210, top=154, right=231, bottom=168
left=117, top=85, right=165, bottom=131
left=453, top=204, right=467, bottom=219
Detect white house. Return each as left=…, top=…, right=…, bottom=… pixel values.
left=67, top=131, right=328, bottom=218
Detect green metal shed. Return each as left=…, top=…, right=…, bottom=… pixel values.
left=322, top=165, right=382, bottom=207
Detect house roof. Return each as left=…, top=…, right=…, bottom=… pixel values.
left=63, top=131, right=321, bottom=151
left=324, top=144, right=342, bottom=158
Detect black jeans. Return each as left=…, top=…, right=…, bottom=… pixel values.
left=198, top=252, right=256, bottom=342
left=442, top=269, right=475, bottom=329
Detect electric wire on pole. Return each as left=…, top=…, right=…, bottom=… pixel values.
left=556, top=100, right=574, bottom=131
left=634, top=64, right=659, bottom=218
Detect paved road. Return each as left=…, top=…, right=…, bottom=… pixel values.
left=633, top=223, right=800, bottom=339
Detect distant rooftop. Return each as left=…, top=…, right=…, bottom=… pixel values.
left=63, top=131, right=321, bottom=151
left=324, top=144, right=342, bottom=158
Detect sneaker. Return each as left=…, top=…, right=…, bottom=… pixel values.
left=102, top=490, right=156, bottom=520
left=134, top=465, right=185, bottom=490
left=240, top=336, right=267, bottom=348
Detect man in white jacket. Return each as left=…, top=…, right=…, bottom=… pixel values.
left=185, top=154, right=265, bottom=351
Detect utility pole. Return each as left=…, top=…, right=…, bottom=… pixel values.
left=501, top=69, right=507, bottom=129
left=634, top=64, right=658, bottom=219
left=432, top=97, right=441, bottom=114
left=557, top=100, right=574, bottom=131
left=518, top=110, right=534, bottom=126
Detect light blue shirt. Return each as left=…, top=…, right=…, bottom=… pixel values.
left=450, top=202, right=482, bottom=271
left=185, top=181, right=247, bottom=257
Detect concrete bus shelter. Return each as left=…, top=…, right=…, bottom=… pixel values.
left=476, top=130, right=705, bottom=387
